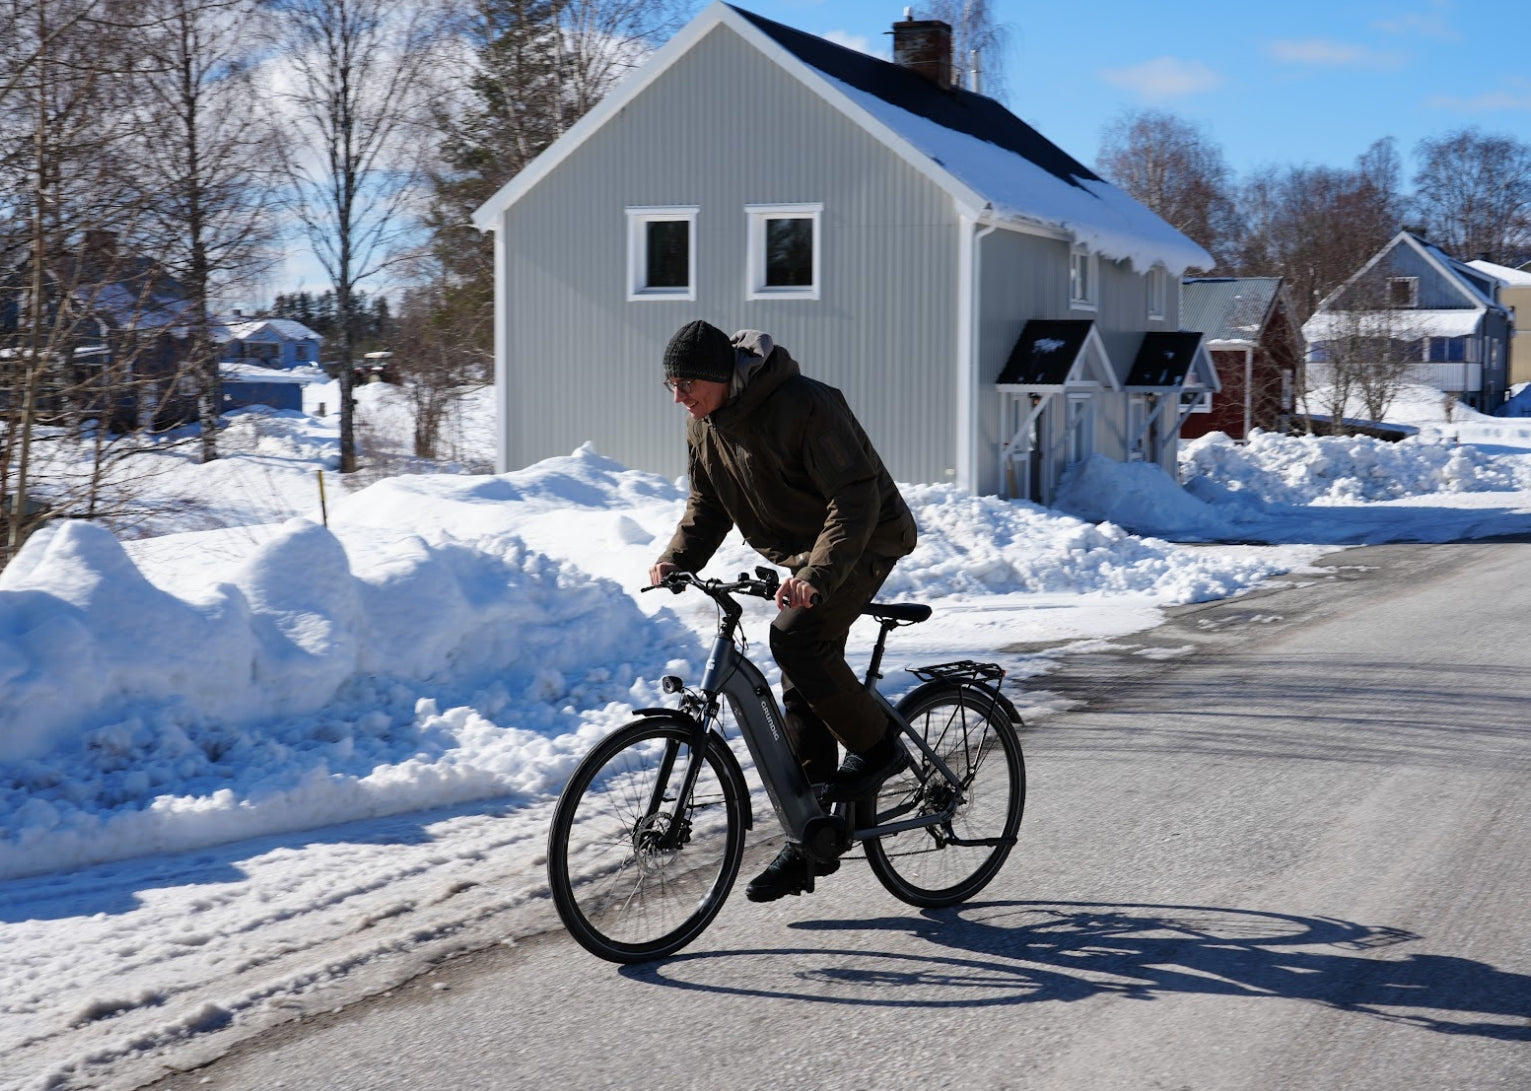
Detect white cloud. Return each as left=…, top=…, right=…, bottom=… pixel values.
left=1266, top=38, right=1405, bottom=69
left=1099, top=57, right=1222, bottom=100
left=823, top=29, right=886, bottom=60
left=1427, top=82, right=1531, bottom=112
left=1375, top=0, right=1460, bottom=40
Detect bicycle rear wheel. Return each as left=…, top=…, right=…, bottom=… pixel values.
left=547, top=716, right=746, bottom=963
left=865, top=685, right=1024, bottom=907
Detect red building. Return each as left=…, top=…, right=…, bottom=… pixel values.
left=1180, top=277, right=1303, bottom=440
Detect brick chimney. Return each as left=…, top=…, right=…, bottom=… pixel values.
left=891, top=11, right=953, bottom=89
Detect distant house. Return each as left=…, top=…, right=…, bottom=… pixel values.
left=214, top=315, right=322, bottom=370
left=471, top=3, right=1214, bottom=503
left=1466, top=259, right=1531, bottom=390
left=1303, top=231, right=1513, bottom=413
left=0, top=230, right=199, bottom=430
left=1181, top=277, right=1303, bottom=440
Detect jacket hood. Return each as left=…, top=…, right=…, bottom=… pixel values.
left=727, top=329, right=775, bottom=400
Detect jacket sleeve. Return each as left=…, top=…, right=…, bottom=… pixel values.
left=658, top=442, right=733, bottom=573
left=792, top=399, right=880, bottom=597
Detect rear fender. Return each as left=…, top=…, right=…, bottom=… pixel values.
left=896, top=680, right=1023, bottom=728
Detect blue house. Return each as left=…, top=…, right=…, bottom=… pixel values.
left=214, top=316, right=323, bottom=371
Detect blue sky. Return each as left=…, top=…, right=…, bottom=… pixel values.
left=741, top=0, right=1531, bottom=183
left=259, top=0, right=1529, bottom=306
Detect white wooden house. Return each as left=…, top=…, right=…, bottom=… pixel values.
left=1303, top=231, right=1513, bottom=413
left=472, top=3, right=1215, bottom=502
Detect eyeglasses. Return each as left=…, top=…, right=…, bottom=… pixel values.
left=663, top=378, right=695, bottom=395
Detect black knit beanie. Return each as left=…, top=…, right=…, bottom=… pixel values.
left=663, top=320, right=735, bottom=384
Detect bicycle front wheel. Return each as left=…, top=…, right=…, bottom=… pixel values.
left=865, top=686, right=1024, bottom=907
left=547, top=716, right=746, bottom=963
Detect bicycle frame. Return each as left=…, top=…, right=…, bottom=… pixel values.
left=667, top=573, right=978, bottom=859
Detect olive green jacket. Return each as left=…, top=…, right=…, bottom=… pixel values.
left=659, top=334, right=917, bottom=598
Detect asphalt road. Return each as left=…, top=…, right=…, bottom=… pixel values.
left=148, top=540, right=1531, bottom=1091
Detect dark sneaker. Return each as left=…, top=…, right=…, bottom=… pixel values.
left=745, top=844, right=840, bottom=902
left=820, top=737, right=911, bottom=803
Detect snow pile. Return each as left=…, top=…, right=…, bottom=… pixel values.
left=1180, top=430, right=1519, bottom=506
left=908, top=477, right=1272, bottom=600
left=0, top=445, right=1303, bottom=881
left=5, top=402, right=1531, bottom=882
left=0, top=509, right=697, bottom=879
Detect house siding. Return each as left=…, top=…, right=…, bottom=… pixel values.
left=499, top=23, right=959, bottom=483
left=1341, top=244, right=1472, bottom=310
left=973, top=233, right=1180, bottom=493
left=1502, top=284, right=1531, bottom=387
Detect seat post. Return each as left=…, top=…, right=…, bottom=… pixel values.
left=863, top=619, right=897, bottom=686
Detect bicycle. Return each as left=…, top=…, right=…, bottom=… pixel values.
left=546, top=567, right=1026, bottom=964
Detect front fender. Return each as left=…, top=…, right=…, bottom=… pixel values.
left=630, top=711, right=754, bottom=831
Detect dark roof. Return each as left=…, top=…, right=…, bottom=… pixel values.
left=1181, top=278, right=1282, bottom=343
left=730, top=5, right=1099, bottom=190
left=1125, top=331, right=1204, bottom=388
left=996, top=320, right=1095, bottom=386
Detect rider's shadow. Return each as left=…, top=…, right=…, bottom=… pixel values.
left=621, top=900, right=1531, bottom=1041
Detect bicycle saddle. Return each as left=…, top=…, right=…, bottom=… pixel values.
left=862, top=602, right=932, bottom=624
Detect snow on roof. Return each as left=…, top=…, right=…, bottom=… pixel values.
left=735, top=5, right=1211, bottom=274
left=1468, top=258, right=1531, bottom=287
left=214, top=318, right=323, bottom=343
left=819, top=73, right=1211, bottom=273
left=1303, top=308, right=1486, bottom=340
left=472, top=3, right=1212, bottom=274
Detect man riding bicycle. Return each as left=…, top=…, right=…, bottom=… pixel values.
left=648, top=319, right=919, bottom=902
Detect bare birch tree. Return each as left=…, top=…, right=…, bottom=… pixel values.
left=1097, top=109, right=1238, bottom=272
left=273, top=0, right=443, bottom=473
left=1413, top=127, right=1531, bottom=267
left=914, top=0, right=1010, bottom=98
left=1234, top=139, right=1404, bottom=325
left=1, top=0, right=170, bottom=560
left=129, top=0, right=280, bottom=463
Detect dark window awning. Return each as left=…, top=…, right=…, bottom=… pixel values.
left=996, top=320, right=1116, bottom=390
left=1124, top=331, right=1216, bottom=390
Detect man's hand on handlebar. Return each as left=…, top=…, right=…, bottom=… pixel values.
left=649, top=561, right=679, bottom=587
left=775, top=576, right=821, bottom=611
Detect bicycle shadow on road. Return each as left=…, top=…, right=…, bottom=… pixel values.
left=622, top=899, right=1530, bottom=1041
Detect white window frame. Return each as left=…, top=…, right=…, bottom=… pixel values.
left=746, top=203, right=822, bottom=301
left=1065, top=391, right=1095, bottom=463
left=1388, top=276, right=1419, bottom=309
left=1069, top=246, right=1098, bottom=311
left=626, top=206, right=698, bottom=302
left=1147, top=264, right=1168, bottom=321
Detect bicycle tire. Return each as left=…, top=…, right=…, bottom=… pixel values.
left=547, top=715, right=746, bottom=963
left=864, top=685, right=1024, bottom=907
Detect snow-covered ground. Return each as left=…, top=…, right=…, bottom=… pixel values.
left=5, top=378, right=1531, bottom=1090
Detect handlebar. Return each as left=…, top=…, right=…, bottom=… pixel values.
left=643, top=566, right=823, bottom=610
left=642, top=566, right=780, bottom=603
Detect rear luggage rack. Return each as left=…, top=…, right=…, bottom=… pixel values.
left=907, top=660, right=1006, bottom=686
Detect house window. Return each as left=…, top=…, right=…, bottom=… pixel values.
left=1127, top=396, right=1148, bottom=461
left=1388, top=276, right=1419, bottom=308
left=1147, top=265, right=1167, bottom=321
left=627, top=206, right=698, bottom=301
left=294, top=343, right=308, bottom=362
left=1069, top=247, right=1097, bottom=310
left=1065, top=393, right=1093, bottom=463
left=1427, top=336, right=1466, bottom=363
left=746, top=203, right=821, bottom=300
